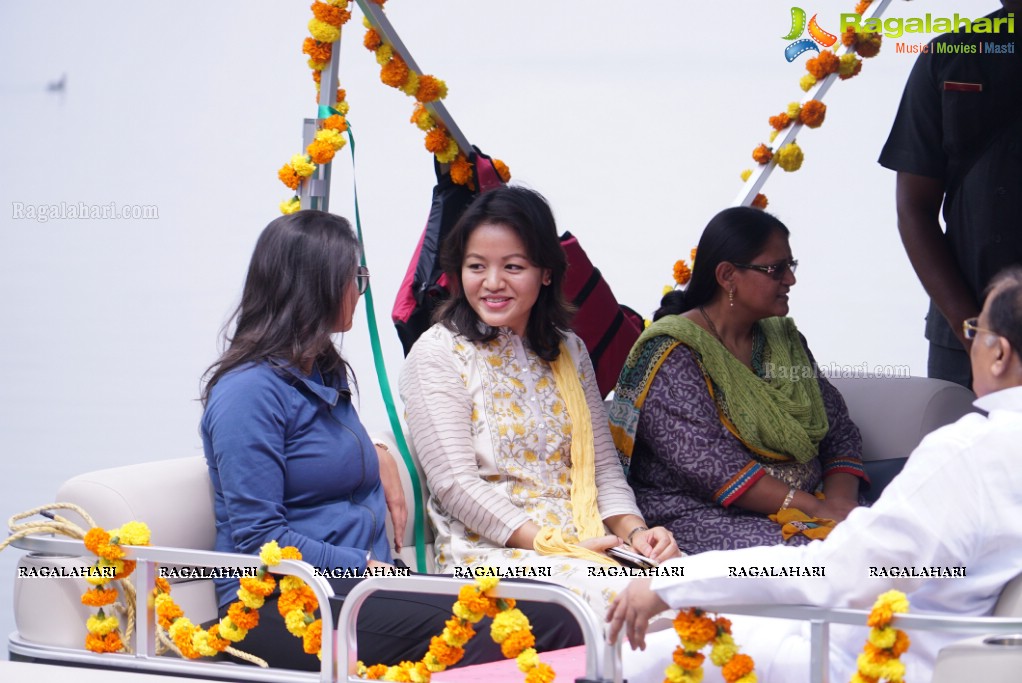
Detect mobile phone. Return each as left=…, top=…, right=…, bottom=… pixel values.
left=607, top=545, right=659, bottom=570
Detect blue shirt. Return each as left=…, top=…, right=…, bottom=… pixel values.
left=201, top=360, right=391, bottom=608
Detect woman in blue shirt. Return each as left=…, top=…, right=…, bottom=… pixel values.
left=201, top=210, right=580, bottom=671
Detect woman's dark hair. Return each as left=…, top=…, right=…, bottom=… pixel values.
left=201, top=210, right=360, bottom=404
left=435, top=186, right=572, bottom=361
left=653, top=207, right=791, bottom=321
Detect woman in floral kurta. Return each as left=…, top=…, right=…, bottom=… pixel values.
left=400, top=186, right=679, bottom=617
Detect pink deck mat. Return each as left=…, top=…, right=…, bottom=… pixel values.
left=431, top=645, right=588, bottom=683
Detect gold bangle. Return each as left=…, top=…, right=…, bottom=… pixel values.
left=780, top=487, right=797, bottom=512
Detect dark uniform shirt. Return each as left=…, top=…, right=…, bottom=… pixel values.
left=879, top=9, right=1022, bottom=348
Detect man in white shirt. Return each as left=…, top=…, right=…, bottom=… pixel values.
left=607, top=267, right=1022, bottom=683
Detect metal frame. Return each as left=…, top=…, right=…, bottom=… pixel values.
left=8, top=535, right=335, bottom=683
left=697, top=602, right=1022, bottom=683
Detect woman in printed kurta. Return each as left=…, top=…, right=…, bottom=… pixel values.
left=401, top=186, right=681, bottom=617
left=610, top=207, right=868, bottom=554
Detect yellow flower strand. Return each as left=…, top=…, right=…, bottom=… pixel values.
left=850, top=590, right=911, bottom=683
left=81, top=522, right=152, bottom=653
left=667, top=609, right=757, bottom=683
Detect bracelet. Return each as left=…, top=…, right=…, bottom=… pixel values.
left=626, top=525, right=649, bottom=545
left=780, top=487, right=797, bottom=512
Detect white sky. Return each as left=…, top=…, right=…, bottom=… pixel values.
left=0, top=0, right=996, bottom=643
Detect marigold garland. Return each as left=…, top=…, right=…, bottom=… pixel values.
left=356, top=574, right=552, bottom=683
left=666, top=609, right=757, bottom=683
left=851, top=591, right=911, bottom=683
left=81, top=522, right=152, bottom=654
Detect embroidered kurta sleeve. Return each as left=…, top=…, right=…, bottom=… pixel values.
left=634, top=345, right=766, bottom=508
left=401, top=329, right=532, bottom=545
left=568, top=333, right=642, bottom=520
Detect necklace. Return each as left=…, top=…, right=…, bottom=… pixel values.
left=698, top=306, right=726, bottom=346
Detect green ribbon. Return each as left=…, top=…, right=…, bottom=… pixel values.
left=344, top=122, right=428, bottom=573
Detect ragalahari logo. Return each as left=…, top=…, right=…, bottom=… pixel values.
left=783, top=7, right=838, bottom=62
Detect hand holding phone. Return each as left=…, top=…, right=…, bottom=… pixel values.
left=606, top=544, right=659, bottom=570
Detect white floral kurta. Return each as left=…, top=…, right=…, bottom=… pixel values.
left=400, top=324, right=643, bottom=616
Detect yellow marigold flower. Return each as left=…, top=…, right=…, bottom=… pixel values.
left=710, top=638, right=738, bottom=666
left=476, top=575, right=500, bottom=592
left=285, top=609, right=310, bottom=637
left=290, top=155, right=317, bottom=178
left=280, top=197, right=301, bottom=215
left=375, top=44, right=393, bottom=66
left=799, top=74, right=817, bottom=92
left=663, top=284, right=674, bottom=296
left=336, top=100, right=350, bottom=115
left=734, top=675, right=758, bottom=683
left=86, top=613, right=120, bottom=635
left=413, top=109, right=435, bottom=131
left=435, top=137, right=460, bottom=164
left=452, top=601, right=484, bottom=624
left=839, top=53, right=864, bottom=79
left=768, top=130, right=779, bottom=143
left=400, top=72, right=420, bottom=97
left=315, top=128, right=346, bottom=150
left=868, top=626, right=896, bottom=649
left=516, top=647, right=539, bottom=672
left=786, top=102, right=802, bottom=120
left=775, top=142, right=804, bottom=172
left=279, top=576, right=303, bottom=592
left=490, top=608, right=530, bottom=644
left=237, top=587, right=265, bottom=610
left=217, top=617, right=247, bottom=642
left=114, top=521, right=151, bottom=546
left=259, top=540, right=283, bottom=566
left=740, top=168, right=752, bottom=182
left=308, top=59, right=328, bottom=72
left=326, top=0, right=349, bottom=7
left=192, top=629, right=219, bottom=657
left=663, top=664, right=686, bottom=683
left=168, top=617, right=195, bottom=641
left=308, top=18, right=340, bottom=44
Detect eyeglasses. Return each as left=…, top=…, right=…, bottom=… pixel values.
left=732, top=259, right=798, bottom=281
left=962, top=317, right=997, bottom=341
left=355, top=265, right=370, bottom=295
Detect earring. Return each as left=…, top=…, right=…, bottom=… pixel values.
left=729, top=287, right=735, bottom=308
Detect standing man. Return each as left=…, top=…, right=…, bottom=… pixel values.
left=878, top=2, right=1021, bottom=388
left=607, top=268, right=1022, bottom=682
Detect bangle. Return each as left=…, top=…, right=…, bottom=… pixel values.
left=626, top=525, right=649, bottom=546
left=780, top=487, right=797, bottom=512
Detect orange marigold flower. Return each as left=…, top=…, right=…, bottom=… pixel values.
left=768, top=112, right=791, bottom=131
left=424, top=128, right=450, bottom=155
left=312, top=70, right=322, bottom=84
left=415, top=75, right=447, bottom=103
left=890, top=629, right=911, bottom=656
left=84, top=528, right=111, bottom=554
left=307, top=139, right=336, bottom=165
left=867, top=604, right=893, bottom=628
left=841, top=26, right=857, bottom=47
left=673, top=260, right=692, bottom=286
left=449, top=156, right=473, bottom=186
left=311, top=1, right=349, bottom=27
left=280, top=546, right=302, bottom=561
left=207, top=624, right=231, bottom=653
left=82, top=586, right=118, bottom=607
left=278, top=585, right=318, bottom=617
left=155, top=577, right=171, bottom=594
left=174, top=628, right=200, bottom=659
left=322, top=114, right=347, bottom=132
left=228, top=603, right=260, bottom=631
left=428, top=635, right=465, bottom=666
left=799, top=100, right=827, bottom=128
left=751, top=193, right=769, bottom=210
left=854, top=1, right=873, bottom=14
left=805, top=51, right=839, bottom=79
left=114, top=560, right=136, bottom=579
left=678, top=615, right=717, bottom=645
left=500, top=629, right=536, bottom=658
left=525, top=662, right=556, bottom=683
left=493, top=159, right=511, bottom=183
left=240, top=574, right=277, bottom=598
left=721, top=652, right=755, bottom=682
left=380, top=54, right=410, bottom=88
left=855, top=32, right=882, bottom=58
left=303, top=619, right=323, bottom=655
left=364, top=28, right=383, bottom=51
left=279, top=164, right=301, bottom=190
left=715, top=616, right=732, bottom=633
left=85, top=631, right=123, bottom=654
left=303, top=37, right=332, bottom=62
left=752, top=144, right=773, bottom=164
left=365, top=663, right=389, bottom=679
left=673, top=649, right=705, bottom=669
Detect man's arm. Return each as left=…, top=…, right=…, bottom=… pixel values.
left=895, top=171, right=979, bottom=348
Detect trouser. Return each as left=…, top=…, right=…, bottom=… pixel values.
left=218, top=575, right=584, bottom=672
left=927, top=342, right=972, bottom=390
